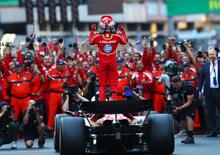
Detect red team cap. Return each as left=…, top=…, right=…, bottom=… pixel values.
left=99, top=16, right=114, bottom=28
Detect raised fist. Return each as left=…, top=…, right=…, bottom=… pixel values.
left=142, top=37, right=147, bottom=48
left=167, top=36, right=176, bottom=46
left=118, top=24, right=124, bottom=31
left=91, top=24, right=97, bottom=31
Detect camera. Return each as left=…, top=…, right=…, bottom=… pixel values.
left=150, top=39, right=154, bottom=47
left=58, top=38, right=63, bottom=44
left=87, top=71, right=97, bottom=82
left=166, top=100, right=177, bottom=113
left=67, top=86, right=79, bottom=94
left=176, top=40, right=194, bottom=52
left=5, top=42, right=12, bottom=47
left=1, top=42, right=12, bottom=47
left=29, top=102, right=36, bottom=108
left=62, top=82, right=79, bottom=94
left=69, top=43, right=78, bottom=49
left=0, top=102, right=13, bottom=119
left=26, top=34, right=36, bottom=50
left=172, top=93, right=184, bottom=107
left=42, top=42, right=47, bottom=47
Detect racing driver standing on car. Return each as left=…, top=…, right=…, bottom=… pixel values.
left=89, top=16, right=127, bottom=101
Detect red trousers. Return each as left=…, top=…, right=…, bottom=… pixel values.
left=10, top=96, right=30, bottom=120
left=194, top=108, right=201, bottom=128
left=153, top=93, right=166, bottom=113
left=99, top=60, right=118, bottom=101
left=47, top=92, right=62, bottom=131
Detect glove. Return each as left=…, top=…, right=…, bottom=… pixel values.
left=91, top=24, right=97, bottom=31
left=118, top=24, right=125, bottom=31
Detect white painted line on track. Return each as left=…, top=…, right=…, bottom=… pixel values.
left=0, top=149, right=54, bottom=154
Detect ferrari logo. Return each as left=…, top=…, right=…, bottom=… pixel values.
left=106, top=34, right=110, bottom=38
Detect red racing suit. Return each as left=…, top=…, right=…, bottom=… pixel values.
left=117, top=67, right=132, bottom=100
left=89, top=31, right=127, bottom=101
left=46, top=67, right=70, bottom=131
left=142, top=47, right=156, bottom=72
left=131, top=69, right=154, bottom=100
left=152, top=65, right=166, bottom=113
left=2, top=71, right=33, bottom=120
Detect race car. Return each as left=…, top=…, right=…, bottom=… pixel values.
left=54, top=100, right=175, bottom=155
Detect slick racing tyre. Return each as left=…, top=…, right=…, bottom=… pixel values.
left=148, top=114, right=174, bottom=155
left=60, top=117, right=86, bottom=155
left=54, top=114, right=70, bottom=152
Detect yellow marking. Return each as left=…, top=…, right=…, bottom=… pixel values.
left=102, top=34, right=113, bottom=40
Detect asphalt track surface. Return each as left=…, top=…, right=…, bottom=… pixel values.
left=1, top=135, right=220, bottom=155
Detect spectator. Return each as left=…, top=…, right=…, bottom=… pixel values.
left=199, top=48, right=220, bottom=137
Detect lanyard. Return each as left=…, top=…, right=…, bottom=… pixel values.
left=212, top=62, right=216, bottom=77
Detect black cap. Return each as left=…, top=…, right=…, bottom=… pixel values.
left=14, top=61, right=22, bottom=67
left=24, top=52, right=33, bottom=61
left=66, top=56, right=73, bottom=61
left=94, top=58, right=99, bottom=63
left=182, top=61, right=190, bottom=67
left=56, top=59, right=65, bottom=65
left=197, top=51, right=203, bottom=58
left=87, top=71, right=96, bottom=78
left=116, top=57, right=124, bottom=63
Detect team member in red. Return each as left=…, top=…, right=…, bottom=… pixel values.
left=132, top=53, right=142, bottom=72
left=166, top=37, right=180, bottom=65
left=123, top=53, right=134, bottom=71
left=0, top=71, right=4, bottom=102
left=36, top=55, right=53, bottom=77
left=89, top=16, right=127, bottom=101
left=151, top=53, right=166, bottom=113
left=132, top=60, right=154, bottom=100
left=181, top=62, right=198, bottom=87
left=2, top=62, right=33, bottom=120
left=46, top=59, right=70, bottom=131
left=88, top=58, right=100, bottom=79
left=116, top=58, right=132, bottom=100
left=35, top=55, right=53, bottom=116
left=66, top=56, right=83, bottom=87
left=142, top=46, right=156, bottom=72
left=0, top=46, right=22, bottom=77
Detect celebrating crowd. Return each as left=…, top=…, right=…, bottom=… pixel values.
left=0, top=21, right=220, bottom=148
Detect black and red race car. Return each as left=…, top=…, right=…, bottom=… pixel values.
left=54, top=100, right=174, bottom=155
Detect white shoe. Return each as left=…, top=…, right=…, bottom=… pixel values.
left=11, top=141, right=17, bottom=149
left=175, top=130, right=186, bottom=138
